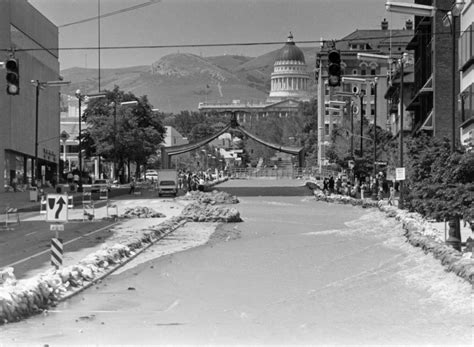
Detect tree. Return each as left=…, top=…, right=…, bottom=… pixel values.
left=404, top=134, right=474, bottom=222
left=82, top=86, right=166, bottom=182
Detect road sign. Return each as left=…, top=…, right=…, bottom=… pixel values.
left=50, top=224, right=64, bottom=231
left=46, top=194, right=68, bottom=222
left=395, top=167, right=406, bottom=181
left=375, top=161, right=387, bottom=166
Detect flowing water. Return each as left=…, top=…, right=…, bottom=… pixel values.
left=1, top=196, right=472, bottom=346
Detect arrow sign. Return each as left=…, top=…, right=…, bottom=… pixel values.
left=46, top=194, right=68, bottom=222
left=55, top=196, right=66, bottom=219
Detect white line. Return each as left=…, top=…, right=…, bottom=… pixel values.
left=24, top=231, right=37, bottom=237
left=3, top=222, right=120, bottom=268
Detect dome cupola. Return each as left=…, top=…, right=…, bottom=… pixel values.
left=275, top=32, right=305, bottom=63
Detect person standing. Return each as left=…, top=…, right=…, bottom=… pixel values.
left=129, top=178, right=136, bottom=194
left=388, top=184, right=396, bottom=206
left=328, top=176, right=335, bottom=195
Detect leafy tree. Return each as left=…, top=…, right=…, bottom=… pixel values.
left=82, top=86, right=165, bottom=182
left=404, top=133, right=474, bottom=222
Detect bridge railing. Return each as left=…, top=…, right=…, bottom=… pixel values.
left=228, top=167, right=340, bottom=181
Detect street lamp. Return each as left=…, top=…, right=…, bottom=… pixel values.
left=334, top=91, right=358, bottom=159
left=75, top=90, right=106, bottom=191
left=110, top=100, right=138, bottom=182
left=342, top=77, right=368, bottom=157
left=357, top=52, right=409, bottom=207
left=31, top=79, right=71, bottom=186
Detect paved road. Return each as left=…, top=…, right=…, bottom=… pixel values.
left=1, top=180, right=470, bottom=345
left=0, top=219, right=119, bottom=279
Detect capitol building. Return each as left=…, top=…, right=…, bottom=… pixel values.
left=198, top=33, right=312, bottom=119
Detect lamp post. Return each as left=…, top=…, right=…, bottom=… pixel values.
left=335, top=91, right=358, bottom=159
left=342, top=77, right=369, bottom=158
left=75, top=90, right=106, bottom=191
left=110, top=100, right=138, bottom=182
left=386, top=0, right=465, bottom=248
left=31, top=79, right=71, bottom=186
left=357, top=52, right=409, bottom=207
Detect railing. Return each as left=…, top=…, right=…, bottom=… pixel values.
left=227, top=167, right=340, bottom=180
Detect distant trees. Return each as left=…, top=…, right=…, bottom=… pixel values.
left=81, top=86, right=166, bottom=182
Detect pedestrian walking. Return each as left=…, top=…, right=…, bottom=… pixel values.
left=129, top=179, right=136, bottom=194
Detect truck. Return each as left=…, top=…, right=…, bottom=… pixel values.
left=156, top=169, right=178, bottom=197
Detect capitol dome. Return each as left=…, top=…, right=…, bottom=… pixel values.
left=275, top=33, right=305, bottom=63
left=268, top=33, right=310, bottom=101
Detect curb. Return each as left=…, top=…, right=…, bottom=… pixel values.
left=56, top=219, right=187, bottom=304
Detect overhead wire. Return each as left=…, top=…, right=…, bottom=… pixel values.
left=0, top=31, right=461, bottom=54
left=58, top=0, right=161, bottom=28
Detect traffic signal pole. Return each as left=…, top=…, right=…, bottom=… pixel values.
left=34, top=81, right=39, bottom=185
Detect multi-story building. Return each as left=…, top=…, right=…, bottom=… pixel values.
left=0, top=0, right=61, bottom=189
left=317, top=19, right=413, bottom=161
left=403, top=0, right=460, bottom=142
left=459, top=0, right=474, bottom=150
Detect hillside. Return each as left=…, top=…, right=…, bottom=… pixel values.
left=60, top=47, right=318, bottom=113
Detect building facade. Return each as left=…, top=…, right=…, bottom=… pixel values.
left=0, top=0, right=61, bottom=189
left=460, top=0, right=474, bottom=150
left=404, top=0, right=460, bottom=142
left=317, top=19, right=413, bottom=163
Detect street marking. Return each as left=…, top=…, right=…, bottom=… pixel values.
left=25, top=231, right=37, bottom=237
left=3, top=222, right=120, bottom=268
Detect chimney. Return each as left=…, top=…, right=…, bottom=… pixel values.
left=405, top=19, right=413, bottom=30
left=381, top=18, right=389, bottom=30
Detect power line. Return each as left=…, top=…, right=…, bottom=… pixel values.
left=59, top=0, right=161, bottom=28
left=1, top=31, right=459, bottom=53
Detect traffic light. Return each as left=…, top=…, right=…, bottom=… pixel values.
left=5, top=58, right=19, bottom=95
left=327, top=49, right=341, bottom=87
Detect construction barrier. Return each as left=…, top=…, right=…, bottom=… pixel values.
left=67, top=195, right=73, bottom=209
left=40, top=195, right=47, bottom=214
left=50, top=238, right=63, bottom=269
left=82, top=191, right=94, bottom=221
left=1, top=207, right=20, bottom=230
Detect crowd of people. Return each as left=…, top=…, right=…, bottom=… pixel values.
left=176, top=169, right=226, bottom=193
left=322, top=173, right=397, bottom=204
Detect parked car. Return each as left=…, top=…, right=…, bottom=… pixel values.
left=91, top=179, right=111, bottom=193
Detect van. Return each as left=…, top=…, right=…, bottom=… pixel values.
left=157, top=169, right=178, bottom=197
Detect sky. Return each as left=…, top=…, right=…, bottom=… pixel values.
left=28, top=0, right=411, bottom=71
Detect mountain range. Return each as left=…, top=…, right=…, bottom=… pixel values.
left=60, top=47, right=317, bottom=113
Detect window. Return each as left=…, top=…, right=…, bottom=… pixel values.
left=352, top=69, right=358, bottom=75
left=459, top=23, right=474, bottom=72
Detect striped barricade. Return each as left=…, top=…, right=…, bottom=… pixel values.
left=68, top=195, right=73, bottom=209
left=50, top=238, right=63, bottom=269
